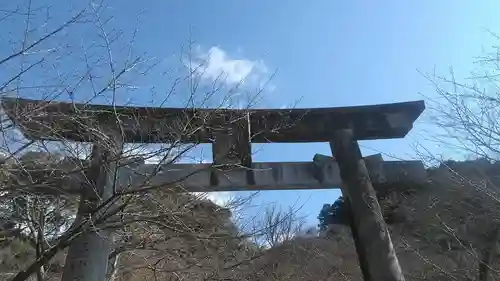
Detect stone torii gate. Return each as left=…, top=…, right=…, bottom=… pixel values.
left=2, top=97, right=425, bottom=281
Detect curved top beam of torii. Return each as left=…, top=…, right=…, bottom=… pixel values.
left=1, top=97, right=425, bottom=144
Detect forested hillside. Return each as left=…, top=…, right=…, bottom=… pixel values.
left=2, top=153, right=500, bottom=281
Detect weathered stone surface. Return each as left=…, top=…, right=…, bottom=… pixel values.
left=3, top=154, right=427, bottom=194
left=2, top=97, right=425, bottom=143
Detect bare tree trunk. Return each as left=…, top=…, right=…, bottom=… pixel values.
left=11, top=231, right=77, bottom=281
left=35, top=241, right=45, bottom=281
left=479, top=247, right=492, bottom=281
left=36, top=205, right=46, bottom=281
left=61, top=131, right=123, bottom=281
left=106, top=251, right=120, bottom=281
left=479, top=228, right=499, bottom=281
left=35, top=267, right=45, bottom=281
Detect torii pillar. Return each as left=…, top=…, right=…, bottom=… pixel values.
left=331, top=130, right=405, bottom=281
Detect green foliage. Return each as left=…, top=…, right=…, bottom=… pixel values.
left=317, top=196, right=349, bottom=231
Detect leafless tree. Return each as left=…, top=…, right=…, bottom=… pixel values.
left=258, top=205, right=306, bottom=248
left=411, top=31, right=500, bottom=281
left=0, top=2, right=300, bottom=281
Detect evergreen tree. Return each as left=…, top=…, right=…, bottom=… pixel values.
left=317, top=203, right=332, bottom=231
left=317, top=196, right=350, bottom=231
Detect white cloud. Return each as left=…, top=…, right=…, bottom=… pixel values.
left=207, top=191, right=233, bottom=206
left=122, top=144, right=169, bottom=164
left=191, top=191, right=233, bottom=207
left=188, top=46, right=272, bottom=89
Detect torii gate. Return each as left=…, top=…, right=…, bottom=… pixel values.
left=2, top=97, right=424, bottom=281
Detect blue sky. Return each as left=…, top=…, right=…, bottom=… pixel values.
left=2, top=1, right=500, bottom=228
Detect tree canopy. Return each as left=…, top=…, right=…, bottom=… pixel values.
left=317, top=196, right=350, bottom=231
